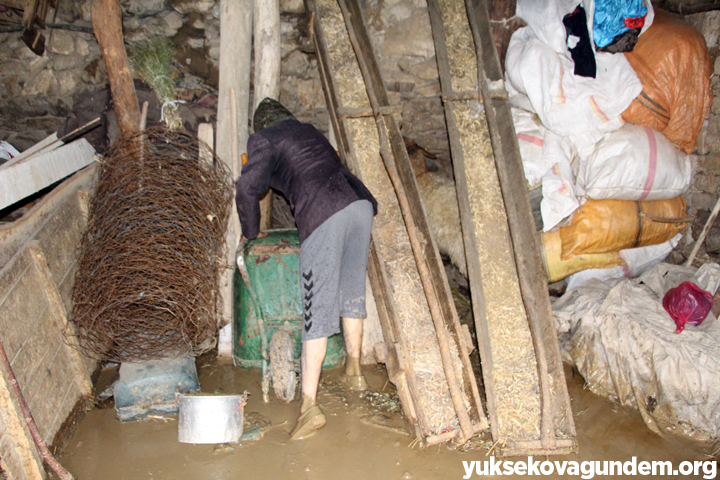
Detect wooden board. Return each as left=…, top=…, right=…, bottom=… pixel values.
left=308, top=0, right=487, bottom=445
left=426, top=0, right=575, bottom=456
left=465, top=0, right=575, bottom=455
left=0, top=138, right=96, bottom=211
left=215, top=0, right=252, bottom=345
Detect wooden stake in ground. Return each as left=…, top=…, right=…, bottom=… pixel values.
left=253, top=0, right=281, bottom=230
left=216, top=0, right=253, bottom=353
left=686, top=194, right=720, bottom=267
left=91, top=0, right=139, bottom=137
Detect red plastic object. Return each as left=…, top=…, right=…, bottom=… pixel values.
left=624, top=15, right=646, bottom=29
left=662, top=281, right=714, bottom=333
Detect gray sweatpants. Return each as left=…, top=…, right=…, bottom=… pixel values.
left=299, top=200, right=374, bottom=342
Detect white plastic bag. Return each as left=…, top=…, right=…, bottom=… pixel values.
left=541, top=159, right=580, bottom=232
left=553, top=263, right=720, bottom=439
left=0, top=140, right=20, bottom=162
left=565, top=233, right=681, bottom=290
left=576, top=123, right=691, bottom=201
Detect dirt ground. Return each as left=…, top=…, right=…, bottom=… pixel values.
left=56, top=354, right=718, bottom=480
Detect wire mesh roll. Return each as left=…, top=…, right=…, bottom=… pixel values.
left=71, top=126, right=233, bottom=362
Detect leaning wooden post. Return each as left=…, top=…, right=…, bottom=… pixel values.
left=216, top=0, right=253, bottom=356
left=253, top=0, right=281, bottom=230
left=91, top=0, right=140, bottom=137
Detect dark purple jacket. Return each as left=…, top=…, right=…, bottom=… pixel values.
left=235, top=120, right=377, bottom=244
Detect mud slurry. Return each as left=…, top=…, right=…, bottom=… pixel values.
left=57, top=356, right=717, bottom=480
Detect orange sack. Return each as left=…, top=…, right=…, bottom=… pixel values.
left=560, top=197, right=688, bottom=259
left=542, top=230, right=625, bottom=283
left=622, top=9, right=713, bottom=154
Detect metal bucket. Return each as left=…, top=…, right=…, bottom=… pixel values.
left=177, top=392, right=247, bottom=444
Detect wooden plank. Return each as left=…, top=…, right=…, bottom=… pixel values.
left=0, top=139, right=96, bottom=211
left=425, top=0, right=500, bottom=443
left=198, top=123, right=214, bottom=168
left=28, top=241, right=92, bottom=396
left=308, top=0, right=438, bottom=442
left=309, top=0, right=424, bottom=439
left=0, top=165, right=96, bottom=271
left=5, top=117, right=101, bottom=173
left=216, top=0, right=252, bottom=343
left=7, top=133, right=58, bottom=165
left=465, top=0, right=576, bottom=454
left=337, top=0, right=486, bottom=444
left=0, top=358, right=45, bottom=480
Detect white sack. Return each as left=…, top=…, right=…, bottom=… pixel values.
left=576, top=124, right=692, bottom=201
left=553, top=263, right=720, bottom=439
left=507, top=0, right=643, bottom=137
left=565, top=233, right=681, bottom=290
left=512, top=107, right=582, bottom=231
left=513, top=108, right=547, bottom=187
left=512, top=107, right=625, bottom=231
left=541, top=160, right=580, bottom=232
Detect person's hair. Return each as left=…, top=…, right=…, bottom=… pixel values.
left=253, top=98, right=296, bottom=133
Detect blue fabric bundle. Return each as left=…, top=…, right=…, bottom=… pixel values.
left=593, top=0, right=647, bottom=48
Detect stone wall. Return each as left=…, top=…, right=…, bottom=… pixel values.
left=0, top=0, right=718, bottom=248
left=0, top=0, right=452, bottom=163
left=683, top=10, right=720, bottom=260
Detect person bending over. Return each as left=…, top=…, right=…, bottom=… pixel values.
left=235, top=98, right=377, bottom=439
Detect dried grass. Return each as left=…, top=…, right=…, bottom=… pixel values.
left=437, top=0, right=477, bottom=93
left=129, top=37, right=182, bottom=130
left=453, top=101, right=541, bottom=441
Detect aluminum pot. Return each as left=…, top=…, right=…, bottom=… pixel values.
left=177, top=392, right=247, bottom=444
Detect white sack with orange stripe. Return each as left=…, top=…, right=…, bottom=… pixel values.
left=575, top=123, right=691, bottom=201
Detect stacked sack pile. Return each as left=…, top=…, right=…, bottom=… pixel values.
left=505, top=0, right=713, bottom=287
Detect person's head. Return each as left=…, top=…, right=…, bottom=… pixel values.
left=253, top=98, right=296, bottom=133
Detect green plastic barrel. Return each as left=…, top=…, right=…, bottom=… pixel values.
left=233, top=229, right=345, bottom=369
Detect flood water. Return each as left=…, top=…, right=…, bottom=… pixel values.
left=57, top=356, right=718, bottom=480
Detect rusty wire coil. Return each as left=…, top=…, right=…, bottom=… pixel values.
left=70, top=126, right=233, bottom=362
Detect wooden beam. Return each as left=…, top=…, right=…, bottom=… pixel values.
left=338, top=0, right=487, bottom=444
left=0, top=139, right=96, bottom=211
left=465, top=0, right=576, bottom=455
left=425, top=0, right=500, bottom=443
left=307, top=0, right=424, bottom=441
left=216, top=0, right=252, bottom=349
left=253, top=0, right=281, bottom=230
left=91, top=0, right=139, bottom=137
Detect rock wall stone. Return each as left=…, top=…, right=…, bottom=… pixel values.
left=683, top=10, right=720, bottom=259
left=3, top=1, right=715, bottom=259
left=0, top=0, right=451, bottom=162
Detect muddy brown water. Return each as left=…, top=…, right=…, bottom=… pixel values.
left=57, top=357, right=717, bottom=480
